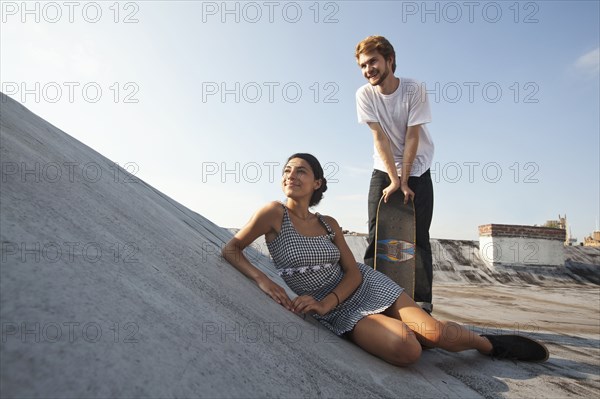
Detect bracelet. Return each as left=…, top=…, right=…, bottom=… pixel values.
left=331, top=291, right=340, bottom=307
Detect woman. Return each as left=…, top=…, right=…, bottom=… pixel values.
left=222, top=153, right=548, bottom=366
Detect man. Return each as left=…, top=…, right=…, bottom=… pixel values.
left=355, top=35, right=435, bottom=314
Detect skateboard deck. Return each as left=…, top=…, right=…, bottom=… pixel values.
left=374, top=194, right=416, bottom=298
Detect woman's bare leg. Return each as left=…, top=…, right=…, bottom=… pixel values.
left=346, top=292, right=493, bottom=366
left=385, top=292, right=493, bottom=354
left=347, top=314, right=423, bottom=366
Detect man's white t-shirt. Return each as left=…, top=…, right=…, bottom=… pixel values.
left=356, top=78, right=435, bottom=177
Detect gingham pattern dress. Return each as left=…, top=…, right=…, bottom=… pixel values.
left=266, top=204, right=404, bottom=335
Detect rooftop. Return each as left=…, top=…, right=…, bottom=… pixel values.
left=1, top=93, right=598, bottom=398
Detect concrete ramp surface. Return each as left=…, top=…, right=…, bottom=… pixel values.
left=1, top=92, right=599, bottom=398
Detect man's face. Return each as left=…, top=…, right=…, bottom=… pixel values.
left=357, top=51, right=393, bottom=86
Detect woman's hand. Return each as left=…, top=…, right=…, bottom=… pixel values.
left=291, top=295, right=329, bottom=316
left=255, top=275, right=293, bottom=310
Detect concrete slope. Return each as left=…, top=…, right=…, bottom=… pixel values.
left=1, top=93, right=598, bottom=398
left=0, top=93, right=476, bottom=398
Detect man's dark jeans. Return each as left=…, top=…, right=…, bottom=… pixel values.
left=364, top=169, right=434, bottom=306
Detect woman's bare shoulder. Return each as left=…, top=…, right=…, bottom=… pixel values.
left=259, top=201, right=284, bottom=218
left=250, top=201, right=285, bottom=231
left=233, top=201, right=284, bottom=245
left=319, top=214, right=342, bottom=233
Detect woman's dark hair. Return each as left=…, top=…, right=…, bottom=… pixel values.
left=286, top=153, right=328, bottom=207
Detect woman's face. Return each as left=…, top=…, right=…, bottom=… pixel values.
left=282, top=157, right=321, bottom=200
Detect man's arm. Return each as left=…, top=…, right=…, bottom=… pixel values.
left=400, top=124, right=421, bottom=203
left=367, top=122, right=400, bottom=203
left=368, top=122, right=421, bottom=203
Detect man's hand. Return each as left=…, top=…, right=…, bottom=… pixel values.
left=382, top=179, right=401, bottom=203
left=401, top=181, right=415, bottom=204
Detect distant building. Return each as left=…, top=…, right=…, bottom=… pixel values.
left=542, top=214, right=576, bottom=246
left=478, top=224, right=566, bottom=267
left=583, top=231, right=600, bottom=247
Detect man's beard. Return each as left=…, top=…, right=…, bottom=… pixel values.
left=369, top=66, right=389, bottom=86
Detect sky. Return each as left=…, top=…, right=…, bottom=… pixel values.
left=1, top=0, right=599, bottom=241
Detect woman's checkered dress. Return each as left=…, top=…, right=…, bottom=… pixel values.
left=266, top=204, right=404, bottom=335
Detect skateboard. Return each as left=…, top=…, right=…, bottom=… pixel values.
left=373, top=194, right=416, bottom=298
